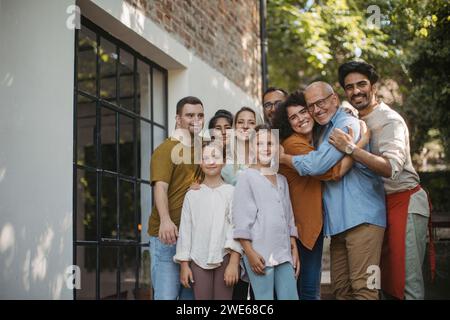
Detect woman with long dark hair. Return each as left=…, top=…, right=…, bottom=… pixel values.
left=272, top=91, right=368, bottom=300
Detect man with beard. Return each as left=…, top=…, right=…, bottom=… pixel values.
left=280, top=81, right=386, bottom=300
left=329, top=61, right=432, bottom=300
left=148, top=96, right=205, bottom=300
left=263, top=87, right=288, bottom=127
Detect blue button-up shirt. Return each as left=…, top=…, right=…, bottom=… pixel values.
left=292, top=107, right=386, bottom=236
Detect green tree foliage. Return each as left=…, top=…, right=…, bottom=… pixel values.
left=267, top=0, right=450, bottom=161
left=407, top=1, right=450, bottom=157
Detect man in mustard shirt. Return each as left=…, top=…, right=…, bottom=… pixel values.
left=148, top=96, right=204, bottom=300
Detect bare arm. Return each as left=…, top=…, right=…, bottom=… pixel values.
left=329, top=123, right=391, bottom=178
left=154, top=181, right=178, bottom=244
left=351, top=148, right=392, bottom=178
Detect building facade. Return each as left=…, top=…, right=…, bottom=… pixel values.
left=0, top=0, right=262, bottom=299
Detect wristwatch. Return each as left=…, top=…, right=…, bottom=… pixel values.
left=345, top=143, right=356, bottom=155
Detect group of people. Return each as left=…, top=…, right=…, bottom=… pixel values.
left=147, top=61, right=432, bottom=300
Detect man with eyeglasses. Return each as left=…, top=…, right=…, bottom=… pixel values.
left=279, top=81, right=386, bottom=300
left=328, top=61, right=432, bottom=300
left=263, top=87, right=288, bottom=127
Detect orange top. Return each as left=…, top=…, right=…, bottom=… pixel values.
left=279, top=133, right=341, bottom=250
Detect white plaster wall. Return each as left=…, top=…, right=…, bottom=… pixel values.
left=0, top=0, right=262, bottom=299
left=0, top=0, right=75, bottom=299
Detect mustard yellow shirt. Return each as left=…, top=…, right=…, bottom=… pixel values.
left=147, top=138, right=203, bottom=236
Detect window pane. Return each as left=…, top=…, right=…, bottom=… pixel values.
left=120, top=247, right=137, bottom=300
left=101, top=107, right=117, bottom=172
left=101, top=175, right=117, bottom=239
left=76, top=246, right=97, bottom=300
left=138, top=183, right=151, bottom=245
left=137, top=248, right=152, bottom=300
left=77, top=27, right=97, bottom=95
left=77, top=95, right=97, bottom=167
left=99, top=247, right=118, bottom=299
left=138, top=120, right=152, bottom=181
left=137, top=60, right=151, bottom=121
left=119, top=179, right=136, bottom=240
left=152, top=68, right=166, bottom=125
left=76, top=168, right=97, bottom=241
left=75, top=20, right=169, bottom=301
left=119, top=49, right=134, bottom=111
left=99, top=38, right=117, bottom=102
left=119, top=114, right=135, bottom=176
left=153, top=125, right=166, bottom=151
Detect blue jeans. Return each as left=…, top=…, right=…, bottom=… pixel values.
left=243, top=256, right=298, bottom=300
left=297, top=235, right=323, bottom=300
left=149, top=236, right=194, bottom=300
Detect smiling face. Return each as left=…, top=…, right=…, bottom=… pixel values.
left=200, top=144, right=224, bottom=176
left=304, top=84, right=339, bottom=126
left=176, top=103, right=205, bottom=135
left=235, top=110, right=256, bottom=141
left=343, top=72, right=376, bottom=111
left=286, top=105, right=314, bottom=136
left=254, top=130, right=277, bottom=166
left=263, top=90, right=286, bottom=124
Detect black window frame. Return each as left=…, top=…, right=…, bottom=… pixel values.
left=73, top=16, right=168, bottom=300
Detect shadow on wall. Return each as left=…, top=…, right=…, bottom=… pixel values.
left=0, top=212, right=72, bottom=299
left=1, top=72, right=14, bottom=87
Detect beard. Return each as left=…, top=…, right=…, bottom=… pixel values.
left=350, top=93, right=371, bottom=110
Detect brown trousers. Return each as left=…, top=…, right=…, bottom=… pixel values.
left=330, top=223, right=385, bottom=300
left=190, top=255, right=234, bottom=300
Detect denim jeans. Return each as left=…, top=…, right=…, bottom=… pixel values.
left=149, top=236, right=194, bottom=300
left=297, top=234, right=324, bottom=300
left=243, top=256, right=298, bottom=300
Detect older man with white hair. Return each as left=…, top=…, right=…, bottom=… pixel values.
left=280, top=81, right=386, bottom=300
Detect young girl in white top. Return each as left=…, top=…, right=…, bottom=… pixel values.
left=174, top=142, right=242, bottom=300
left=233, top=124, right=300, bottom=300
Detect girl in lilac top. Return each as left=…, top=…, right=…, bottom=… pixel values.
left=232, top=124, right=300, bottom=300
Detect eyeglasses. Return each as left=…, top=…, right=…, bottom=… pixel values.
left=306, top=93, right=334, bottom=112
left=263, top=100, right=283, bottom=110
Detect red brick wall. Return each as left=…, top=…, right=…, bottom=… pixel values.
left=126, top=0, right=262, bottom=101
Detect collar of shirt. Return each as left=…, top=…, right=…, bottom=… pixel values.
left=314, top=107, right=343, bottom=146
left=329, top=106, right=343, bottom=126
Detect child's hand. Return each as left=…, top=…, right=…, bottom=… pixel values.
left=247, top=249, right=266, bottom=275
left=224, top=251, right=241, bottom=286
left=224, top=261, right=239, bottom=287
left=180, top=262, right=194, bottom=288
